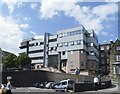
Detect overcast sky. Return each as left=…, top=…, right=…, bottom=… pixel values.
left=0, top=0, right=119, bottom=55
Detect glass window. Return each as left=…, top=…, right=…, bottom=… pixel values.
left=64, top=42, right=68, bottom=46
left=58, top=34, right=63, bottom=38
left=67, top=32, right=70, bottom=36
left=53, top=47, right=57, bottom=50
left=90, top=51, right=94, bottom=55
left=62, top=33, right=67, bottom=37
left=58, top=43, right=63, bottom=47
left=40, top=42, right=44, bottom=45
left=71, top=51, right=73, bottom=54
left=115, top=55, right=120, bottom=61
left=116, top=46, right=120, bottom=51
left=113, top=67, right=116, bottom=74
left=77, top=40, right=81, bottom=45
left=48, top=47, right=51, bottom=51
left=70, top=61, right=74, bottom=67
left=90, top=43, right=93, bottom=46
left=80, top=50, right=84, bottom=54
left=90, top=33, right=93, bottom=37
left=62, top=51, right=66, bottom=55
left=101, top=46, right=104, bottom=50
left=74, top=41, right=77, bottom=45
left=80, top=61, right=84, bottom=66
left=106, top=46, right=110, bottom=50
left=70, top=41, right=74, bottom=46
left=62, top=82, right=67, bottom=85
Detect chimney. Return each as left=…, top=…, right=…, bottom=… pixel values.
left=110, top=39, right=113, bottom=44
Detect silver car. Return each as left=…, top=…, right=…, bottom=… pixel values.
left=55, top=79, right=74, bottom=92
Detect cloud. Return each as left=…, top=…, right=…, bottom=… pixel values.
left=19, top=23, right=29, bottom=29
left=105, top=0, right=120, bottom=2
left=0, top=16, right=24, bottom=55
left=24, top=17, right=31, bottom=21
left=101, top=31, right=109, bottom=36
left=29, top=31, right=44, bottom=39
left=2, top=0, right=23, bottom=14
left=34, top=35, right=44, bottom=40
left=40, top=0, right=118, bottom=34
left=30, top=31, right=36, bottom=35
left=30, top=3, right=38, bottom=10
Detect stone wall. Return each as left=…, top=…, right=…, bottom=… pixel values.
left=2, top=70, right=94, bottom=87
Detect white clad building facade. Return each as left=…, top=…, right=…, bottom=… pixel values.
left=20, top=26, right=99, bottom=75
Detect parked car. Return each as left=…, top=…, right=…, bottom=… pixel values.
left=51, top=83, right=60, bottom=89
left=55, top=79, right=74, bottom=92
left=34, top=82, right=46, bottom=88
left=45, top=82, right=54, bottom=89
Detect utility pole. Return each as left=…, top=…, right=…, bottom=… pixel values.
left=0, top=48, right=2, bottom=84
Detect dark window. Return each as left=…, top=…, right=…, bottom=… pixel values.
left=30, top=57, right=43, bottom=60
left=62, top=82, right=67, bottom=85
left=70, top=69, right=76, bottom=71
left=37, top=65, right=39, bottom=69
left=40, top=42, right=44, bottom=45
left=49, top=38, right=57, bottom=42
left=80, top=61, right=84, bottom=66
left=36, top=43, right=38, bottom=46
left=62, top=51, right=65, bottom=55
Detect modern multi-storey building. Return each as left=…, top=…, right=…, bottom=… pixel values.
left=20, top=26, right=99, bottom=75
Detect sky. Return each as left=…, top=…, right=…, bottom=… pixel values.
left=0, top=0, right=119, bottom=55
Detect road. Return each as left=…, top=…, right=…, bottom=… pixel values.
left=12, top=87, right=55, bottom=92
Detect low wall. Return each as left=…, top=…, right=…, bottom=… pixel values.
left=2, top=70, right=93, bottom=87
left=73, top=80, right=112, bottom=92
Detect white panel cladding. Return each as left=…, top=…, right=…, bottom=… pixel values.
left=49, top=51, right=58, bottom=55
left=49, top=42, right=57, bottom=47
left=57, top=44, right=86, bottom=52
left=31, top=59, right=43, bottom=64
left=29, top=45, right=44, bottom=51
left=57, top=34, right=84, bottom=43
left=49, top=35, right=57, bottom=39
left=61, top=51, right=67, bottom=60
left=88, top=55, right=98, bottom=62
left=57, top=26, right=84, bottom=34
left=29, top=39, right=44, bottom=44
left=29, top=52, right=44, bottom=57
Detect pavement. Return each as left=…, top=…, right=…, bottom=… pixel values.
left=83, top=81, right=120, bottom=93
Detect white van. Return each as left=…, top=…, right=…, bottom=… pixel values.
left=55, top=79, right=74, bottom=92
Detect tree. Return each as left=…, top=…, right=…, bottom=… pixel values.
left=3, top=53, right=31, bottom=69
left=17, top=53, right=31, bottom=68
left=3, top=53, right=17, bottom=68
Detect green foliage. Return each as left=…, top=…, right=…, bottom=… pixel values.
left=3, top=53, right=31, bottom=69
left=17, top=53, right=31, bottom=68
left=3, top=53, right=17, bottom=68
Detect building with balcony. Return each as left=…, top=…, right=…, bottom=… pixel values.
left=99, top=43, right=111, bottom=75
left=19, top=26, right=99, bottom=75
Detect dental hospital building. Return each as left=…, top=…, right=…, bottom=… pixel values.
left=19, top=26, right=99, bottom=75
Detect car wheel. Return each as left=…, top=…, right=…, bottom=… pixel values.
left=64, top=88, right=68, bottom=92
